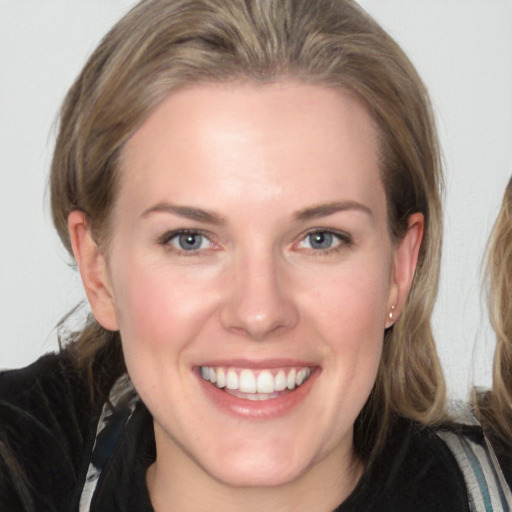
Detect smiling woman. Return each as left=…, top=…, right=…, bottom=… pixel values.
left=0, top=0, right=510, bottom=511
left=71, top=83, right=405, bottom=499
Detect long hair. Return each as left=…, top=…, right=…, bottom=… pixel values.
left=475, top=177, right=512, bottom=451
left=50, top=0, right=446, bottom=455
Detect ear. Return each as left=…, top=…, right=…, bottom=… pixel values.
left=385, top=212, right=424, bottom=328
left=68, top=210, right=119, bottom=331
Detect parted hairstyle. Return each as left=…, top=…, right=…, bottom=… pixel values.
left=475, top=177, right=512, bottom=452
left=50, top=0, right=446, bottom=457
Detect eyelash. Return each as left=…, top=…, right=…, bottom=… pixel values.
left=157, top=229, right=216, bottom=256
left=156, top=228, right=353, bottom=256
left=295, top=229, right=353, bottom=255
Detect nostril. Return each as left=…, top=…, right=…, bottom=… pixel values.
left=221, top=308, right=298, bottom=340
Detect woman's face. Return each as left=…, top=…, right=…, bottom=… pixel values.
left=82, top=82, right=419, bottom=491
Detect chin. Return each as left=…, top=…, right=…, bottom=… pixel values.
left=207, top=454, right=307, bottom=488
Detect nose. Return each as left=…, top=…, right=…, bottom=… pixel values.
left=219, top=251, right=299, bottom=340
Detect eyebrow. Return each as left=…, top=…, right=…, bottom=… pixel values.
left=294, top=201, right=373, bottom=221
left=141, top=200, right=372, bottom=224
left=141, top=203, right=226, bottom=225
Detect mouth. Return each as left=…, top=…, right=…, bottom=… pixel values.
left=199, top=365, right=313, bottom=401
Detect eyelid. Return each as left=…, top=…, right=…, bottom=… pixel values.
left=156, top=227, right=352, bottom=255
left=294, top=228, right=353, bottom=252
left=157, top=228, right=218, bottom=253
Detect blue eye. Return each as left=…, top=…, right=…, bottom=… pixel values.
left=308, top=232, right=335, bottom=249
left=176, top=233, right=204, bottom=250
left=298, top=230, right=348, bottom=251
left=161, top=231, right=213, bottom=252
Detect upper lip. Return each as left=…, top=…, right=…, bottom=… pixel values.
left=196, top=358, right=317, bottom=369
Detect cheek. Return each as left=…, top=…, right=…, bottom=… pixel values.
left=300, top=254, right=390, bottom=396
left=109, top=260, right=217, bottom=357
left=290, top=258, right=388, bottom=447
left=301, top=257, right=390, bottom=343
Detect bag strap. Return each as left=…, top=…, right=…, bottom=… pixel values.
left=438, top=429, right=512, bottom=512
left=79, top=374, right=139, bottom=512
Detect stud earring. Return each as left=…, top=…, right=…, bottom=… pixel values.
left=389, top=304, right=396, bottom=321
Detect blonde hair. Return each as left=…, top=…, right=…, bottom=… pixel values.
left=51, top=0, right=446, bottom=455
left=475, top=177, right=512, bottom=449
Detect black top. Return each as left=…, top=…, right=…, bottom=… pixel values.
left=485, top=429, right=512, bottom=491
left=0, top=353, right=473, bottom=511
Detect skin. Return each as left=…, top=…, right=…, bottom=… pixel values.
left=69, top=81, right=423, bottom=511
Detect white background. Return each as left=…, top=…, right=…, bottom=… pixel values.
left=0, top=1, right=511, bottom=399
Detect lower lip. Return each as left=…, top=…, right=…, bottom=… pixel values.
left=196, top=369, right=318, bottom=419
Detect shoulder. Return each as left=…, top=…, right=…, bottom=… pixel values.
left=1, top=351, right=84, bottom=400
left=437, top=422, right=512, bottom=511
left=0, top=352, right=98, bottom=511
left=342, top=416, right=512, bottom=512
left=341, top=417, right=471, bottom=511
left=0, top=351, right=96, bottom=434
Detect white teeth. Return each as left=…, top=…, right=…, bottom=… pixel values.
left=256, top=370, right=274, bottom=393
left=200, top=365, right=312, bottom=397
left=286, top=368, right=296, bottom=390
left=274, top=370, right=287, bottom=391
left=239, top=369, right=257, bottom=393
left=296, top=368, right=310, bottom=386
left=226, top=369, right=239, bottom=390
left=216, top=367, right=226, bottom=388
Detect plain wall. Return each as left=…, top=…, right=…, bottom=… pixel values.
left=1, top=0, right=511, bottom=399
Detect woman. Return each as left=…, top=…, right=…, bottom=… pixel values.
left=0, top=0, right=509, bottom=510
left=475, top=177, right=512, bottom=486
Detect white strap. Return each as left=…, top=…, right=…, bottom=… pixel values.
left=79, top=375, right=138, bottom=512
left=438, top=430, right=512, bottom=512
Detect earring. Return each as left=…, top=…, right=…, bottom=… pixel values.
left=386, top=304, right=397, bottom=328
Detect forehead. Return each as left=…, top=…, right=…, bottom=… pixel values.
left=118, top=81, right=384, bottom=219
